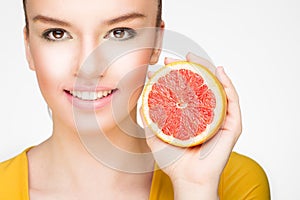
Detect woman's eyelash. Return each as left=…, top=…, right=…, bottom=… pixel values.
left=41, top=27, right=136, bottom=42
left=42, top=28, right=72, bottom=42
left=105, top=27, right=137, bottom=41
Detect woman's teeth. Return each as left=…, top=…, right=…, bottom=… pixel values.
left=69, top=90, right=113, bottom=101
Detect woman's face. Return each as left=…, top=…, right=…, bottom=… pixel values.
left=24, top=0, right=163, bottom=133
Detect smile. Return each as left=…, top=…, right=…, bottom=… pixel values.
left=68, top=90, right=114, bottom=101
left=64, top=88, right=118, bottom=110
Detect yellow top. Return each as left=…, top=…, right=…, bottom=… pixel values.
left=0, top=148, right=270, bottom=200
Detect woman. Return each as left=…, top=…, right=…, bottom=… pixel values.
left=0, top=0, right=270, bottom=199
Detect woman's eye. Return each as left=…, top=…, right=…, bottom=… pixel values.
left=42, top=29, right=71, bottom=41
left=105, top=28, right=136, bottom=41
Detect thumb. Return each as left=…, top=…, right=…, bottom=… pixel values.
left=139, top=107, right=164, bottom=150
left=139, top=108, right=188, bottom=169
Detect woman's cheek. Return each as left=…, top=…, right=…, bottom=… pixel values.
left=30, top=41, right=78, bottom=99
left=34, top=43, right=76, bottom=74
left=112, top=49, right=152, bottom=111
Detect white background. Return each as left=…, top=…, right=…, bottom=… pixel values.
left=1, top=0, right=300, bottom=199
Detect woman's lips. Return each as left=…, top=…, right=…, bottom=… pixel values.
left=67, top=89, right=115, bottom=101
left=64, top=89, right=118, bottom=110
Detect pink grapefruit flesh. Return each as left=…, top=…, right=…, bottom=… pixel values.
left=142, top=61, right=227, bottom=147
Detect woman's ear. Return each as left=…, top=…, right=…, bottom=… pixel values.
left=149, top=20, right=165, bottom=65
left=23, top=27, right=35, bottom=71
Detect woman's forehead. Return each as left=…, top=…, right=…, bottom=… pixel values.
left=26, top=0, right=158, bottom=18
left=26, top=0, right=158, bottom=29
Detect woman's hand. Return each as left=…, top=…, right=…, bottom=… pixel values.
left=140, top=52, right=242, bottom=199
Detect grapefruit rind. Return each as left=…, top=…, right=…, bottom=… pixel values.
left=142, top=61, right=227, bottom=147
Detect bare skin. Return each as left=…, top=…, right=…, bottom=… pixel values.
left=143, top=54, right=241, bottom=199
left=25, top=0, right=161, bottom=199
left=24, top=0, right=241, bottom=199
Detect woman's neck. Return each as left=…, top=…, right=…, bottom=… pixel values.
left=27, top=113, right=154, bottom=197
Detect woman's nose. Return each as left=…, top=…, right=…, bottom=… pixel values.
left=74, top=36, right=107, bottom=79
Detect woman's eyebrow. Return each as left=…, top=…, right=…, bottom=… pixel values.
left=32, top=15, right=71, bottom=27
left=104, top=12, right=146, bottom=25
left=32, top=12, right=146, bottom=27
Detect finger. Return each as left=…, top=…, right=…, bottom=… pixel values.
left=139, top=108, right=164, bottom=149
left=148, top=57, right=180, bottom=79
left=199, top=65, right=242, bottom=158
left=216, top=66, right=239, bottom=106
left=139, top=107, right=184, bottom=160
left=216, top=66, right=242, bottom=138
left=186, top=52, right=216, bottom=74
left=164, top=57, right=180, bottom=65
left=147, top=71, right=154, bottom=79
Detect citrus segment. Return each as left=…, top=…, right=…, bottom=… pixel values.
left=142, top=61, right=227, bottom=147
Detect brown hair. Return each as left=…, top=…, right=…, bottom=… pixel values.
left=23, top=0, right=162, bottom=32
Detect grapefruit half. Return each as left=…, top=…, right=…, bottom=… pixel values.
left=142, top=61, right=227, bottom=147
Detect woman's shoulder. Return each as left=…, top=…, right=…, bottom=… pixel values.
left=150, top=152, right=270, bottom=200
left=0, top=148, right=31, bottom=200
left=0, top=148, right=29, bottom=174
left=219, top=152, right=271, bottom=199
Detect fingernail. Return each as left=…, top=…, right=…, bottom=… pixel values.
left=217, top=66, right=224, bottom=71
left=216, top=66, right=224, bottom=80
left=187, top=52, right=198, bottom=58
left=187, top=52, right=193, bottom=56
